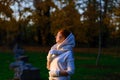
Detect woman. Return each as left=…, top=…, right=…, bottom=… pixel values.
left=47, top=29, right=75, bottom=80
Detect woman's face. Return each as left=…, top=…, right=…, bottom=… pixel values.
left=56, top=31, right=65, bottom=43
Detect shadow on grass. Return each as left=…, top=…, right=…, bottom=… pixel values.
left=83, top=65, right=120, bottom=69
left=82, top=64, right=120, bottom=80
left=103, top=73, right=120, bottom=80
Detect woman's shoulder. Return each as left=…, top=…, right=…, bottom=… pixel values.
left=51, top=44, right=57, bottom=49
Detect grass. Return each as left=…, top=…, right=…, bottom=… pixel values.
left=0, top=51, right=120, bottom=80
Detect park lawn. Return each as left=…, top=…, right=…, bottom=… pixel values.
left=0, top=51, right=120, bottom=80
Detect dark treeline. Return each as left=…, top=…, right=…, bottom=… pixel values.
left=0, top=0, right=120, bottom=48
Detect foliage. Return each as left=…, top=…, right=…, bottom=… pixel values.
left=81, top=1, right=99, bottom=45
left=0, top=0, right=17, bottom=44
left=0, top=0, right=120, bottom=47
left=32, top=0, right=57, bottom=45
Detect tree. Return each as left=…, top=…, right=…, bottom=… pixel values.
left=33, top=0, right=56, bottom=45
left=0, top=0, right=16, bottom=45
left=82, top=0, right=99, bottom=47
left=109, top=0, right=120, bottom=39
left=50, top=1, right=86, bottom=46
left=11, top=0, right=34, bottom=44
left=96, top=0, right=120, bottom=65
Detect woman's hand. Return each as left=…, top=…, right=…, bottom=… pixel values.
left=49, top=70, right=60, bottom=77
left=49, top=70, right=68, bottom=77
left=59, top=70, right=68, bottom=76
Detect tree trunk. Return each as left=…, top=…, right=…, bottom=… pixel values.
left=96, top=0, right=102, bottom=66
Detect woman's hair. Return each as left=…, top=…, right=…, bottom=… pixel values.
left=59, top=29, right=71, bottom=38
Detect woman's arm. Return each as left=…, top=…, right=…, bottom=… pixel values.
left=47, top=60, right=50, bottom=70
left=46, top=53, right=52, bottom=70
left=59, top=60, right=75, bottom=76
left=60, top=52, right=75, bottom=76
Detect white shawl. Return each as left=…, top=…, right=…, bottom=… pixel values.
left=47, top=33, right=75, bottom=80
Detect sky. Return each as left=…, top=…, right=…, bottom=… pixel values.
left=10, top=0, right=34, bottom=20
left=10, top=0, right=84, bottom=21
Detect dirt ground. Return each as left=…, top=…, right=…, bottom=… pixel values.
left=0, top=45, right=119, bottom=55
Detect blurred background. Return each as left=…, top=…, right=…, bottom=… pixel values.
left=0, top=0, right=120, bottom=48
left=0, top=0, right=120, bottom=80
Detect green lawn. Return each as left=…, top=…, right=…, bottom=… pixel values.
left=0, top=51, right=120, bottom=80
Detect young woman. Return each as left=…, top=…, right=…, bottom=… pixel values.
left=47, top=29, right=75, bottom=80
